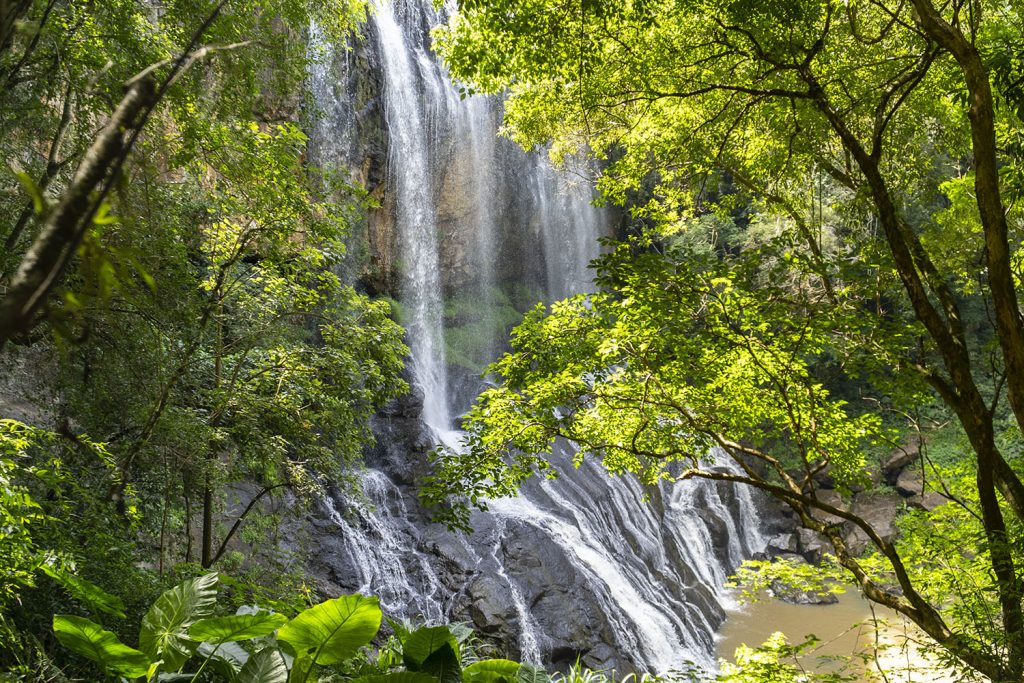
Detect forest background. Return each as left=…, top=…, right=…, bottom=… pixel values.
left=1, top=0, right=1024, bottom=682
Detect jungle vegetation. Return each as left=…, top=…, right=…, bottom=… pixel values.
left=0, top=0, right=1022, bottom=681
left=424, top=0, right=1024, bottom=681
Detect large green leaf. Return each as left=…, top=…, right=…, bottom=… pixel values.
left=463, top=659, right=522, bottom=683
left=197, top=640, right=250, bottom=678
left=287, top=655, right=314, bottom=683
left=277, top=594, right=381, bottom=665
left=403, top=626, right=461, bottom=683
left=190, top=612, right=288, bottom=643
left=402, top=625, right=460, bottom=669
left=351, top=673, right=438, bottom=683
left=42, top=564, right=126, bottom=618
left=515, top=663, right=550, bottom=683
left=403, top=626, right=460, bottom=671
left=53, top=614, right=151, bottom=678
left=423, top=643, right=462, bottom=683
left=238, top=647, right=289, bottom=683
left=139, top=572, right=219, bottom=672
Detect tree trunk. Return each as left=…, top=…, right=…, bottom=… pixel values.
left=201, top=479, right=214, bottom=569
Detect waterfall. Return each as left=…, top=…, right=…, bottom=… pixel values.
left=462, top=96, right=500, bottom=365
left=306, top=0, right=770, bottom=674
left=533, top=160, right=605, bottom=300
left=322, top=471, right=446, bottom=622
left=374, top=0, right=451, bottom=429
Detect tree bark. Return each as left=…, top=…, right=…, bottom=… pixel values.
left=907, top=0, right=1024, bottom=458
left=201, top=480, right=214, bottom=569
left=0, top=77, right=155, bottom=349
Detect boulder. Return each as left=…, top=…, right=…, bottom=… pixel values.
left=908, top=491, right=948, bottom=512
left=767, top=532, right=799, bottom=556
left=882, top=445, right=920, bottom=484
left=772, top=581, right=840, bottom=605
left=844, top=492, right=900, bottom=555
left=896, top=468, right=925, bottom=497
left=797, top=528, right=830, bottom=564
left=812, top=466, right=836, bottom=490
left=468, top=575, right=518, bottom=635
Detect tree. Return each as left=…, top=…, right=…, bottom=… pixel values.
left=426, top=1, right=1024, bottom=680
left=0, top=0, right=406, bottom=594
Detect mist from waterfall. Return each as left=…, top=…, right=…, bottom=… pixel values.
left=306, top=0, right=770, bottom=674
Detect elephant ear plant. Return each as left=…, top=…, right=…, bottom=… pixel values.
left=49, top=572, right=555, bottom=683
left=51, top=572, right=382, bottom=682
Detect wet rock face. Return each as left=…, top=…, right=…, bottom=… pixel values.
left=316, top=19, right=590, bottom=306
left=300, top=423, right=782, bottom=674
left=498, top=522, right=623, bottom=670
left=367, top=375, right=434, bottom=486
left=468, top=575, right=518, bottom=636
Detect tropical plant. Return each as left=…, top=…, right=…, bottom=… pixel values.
left=51, top=572, right=377, bottom=682
left=426, top=0, right=1024, bottom=680
left=46, top=571, right=567, bottom=683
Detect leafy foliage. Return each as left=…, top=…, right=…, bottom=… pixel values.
left=52, top=615, right=151, bottom=679
left=277, top=594, right=382, bottom=666
left=40, top=563, right=127, bottom=618
left=238, top=647, right=291, bottom=683
left=189, top=611, right=290, bottom=643
left=45, top=577, right=645, bottom=683
left=138, top=572, right=219, bottom=671
left=431, top=0, right=1024, bottom=680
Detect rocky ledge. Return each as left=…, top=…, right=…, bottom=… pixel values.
left=762, top=442, right=950, bottom=605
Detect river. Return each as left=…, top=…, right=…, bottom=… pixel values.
left=718, top=590, right=965, bottom=681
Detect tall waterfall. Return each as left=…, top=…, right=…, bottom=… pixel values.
left=305, top=0, right=770, bottom=674
left=374, top=0, right=451, bottom=428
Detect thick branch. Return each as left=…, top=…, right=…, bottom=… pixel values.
left=908, top=0, right=1024, bottom=503
left=209, top=483, right=290, bottom=566
left=0, top=77, right=156, bottom=349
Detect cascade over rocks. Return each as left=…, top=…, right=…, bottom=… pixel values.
left=300, top=0, right=777, bottom=674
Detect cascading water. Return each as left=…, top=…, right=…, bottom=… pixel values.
left=305, top=0, right=771, bottom=674
left=374, top=0, right=451, bottom=429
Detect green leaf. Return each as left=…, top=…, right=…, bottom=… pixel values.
left=53, top=615, right=151, bottom=678
left=463, top=659, right=522, bottom=683
left=189, top=612, right=288, bottom=643
left=403, top=625, right=460, bottom=669
left=287, top=655, right=314, bottom=683
left=139, top=572, right=219, bottom=672
left=92, top=202, right=117, bottom=225
left=41, top=564, right=126, bottom=618
left=238, top=647, right=289, bottom=683
left=424, top=643, right=461, bottom=683
left=277, top=594, right=381, bottom=665
left=404, top=626, right=461, bottom=683
left=197, top=640, right=250, bottom=677
left=352, top=673, right=439, bottom=683
left=515, top=663, right=550, bottom=683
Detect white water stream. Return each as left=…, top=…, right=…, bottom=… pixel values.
left=307, top=0, right=770, bottom=673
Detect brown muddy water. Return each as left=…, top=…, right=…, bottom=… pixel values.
left=716, top=590, right=966, bottom=681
